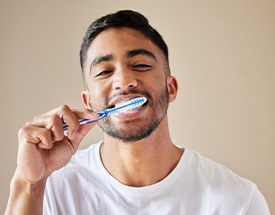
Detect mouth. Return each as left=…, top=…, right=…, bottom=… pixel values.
left=108, top=96, right=148, bottom=109
left=108, top=96, right=149, bottom=118
left=116, top=100, right=147, bottom=113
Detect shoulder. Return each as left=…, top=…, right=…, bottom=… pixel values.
left=186, top=149, right=255, bottom=188
left=183, top=149, right=261, bottom=212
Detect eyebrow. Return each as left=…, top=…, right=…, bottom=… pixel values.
left=125, top=49, right=157, bottom=61
left=89, top=49, right=157, bottom=72
left=90, top=54, right=113, bottom=71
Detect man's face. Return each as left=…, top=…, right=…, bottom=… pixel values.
left=83, top=27, right=176, bottom=142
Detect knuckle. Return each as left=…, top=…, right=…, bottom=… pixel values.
left=24, top=121, right=32, bottom=126
left=40, top=129, right=51, bottom=137
left=32, top=114, right=42, bottom=121
left=18, top=124, right=33, bottom=135
left=49, top=114, right=60, bottom=125
left=18, top=126, right=28, bottom=137
left=59, top=104, right=70, bottom=113
left=18, top=125, right=32, bottom=140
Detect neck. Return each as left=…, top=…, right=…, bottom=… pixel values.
left=100, top=117, right=183, bottom=187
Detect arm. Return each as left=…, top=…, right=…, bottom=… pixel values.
left=5, top=173, right=47, bottom=215
left=5, top=105, right=98, bottom=215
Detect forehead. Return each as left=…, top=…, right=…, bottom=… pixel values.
left=85, top=27, right=164, bottom=67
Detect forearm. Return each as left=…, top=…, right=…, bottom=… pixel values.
left=5, top=174, right=47, bottom=215
left=5, top=106, right=96, bottom=214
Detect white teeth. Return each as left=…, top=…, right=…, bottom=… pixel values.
left=111, top=97, right=147, bottom=114
left=117, top=105, right=142, bottom=113
left=114, top=101, right=129, bottom=108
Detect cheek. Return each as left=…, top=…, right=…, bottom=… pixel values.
left=147, top=77, right=166, bottom=93
left=87, top=85, right=109, bottom=110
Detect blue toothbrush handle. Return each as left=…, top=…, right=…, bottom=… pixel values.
left=62, top=96, right=147, bottom=131
left=63, top=111, right=107, bottom=131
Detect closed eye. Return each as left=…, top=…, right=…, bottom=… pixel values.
left=132, top=64, right=152, bottom=70
left=95, top=70, right=113, bottom=78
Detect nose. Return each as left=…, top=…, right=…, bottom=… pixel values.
left=112, top=68, right=138, bottom=91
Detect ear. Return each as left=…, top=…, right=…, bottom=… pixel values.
left=81, top=91, right=92, bottom=109
left=167, top=76, right=178, bottom=103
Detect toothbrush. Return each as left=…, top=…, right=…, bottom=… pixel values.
left=63, top=97, right=147, bottom=131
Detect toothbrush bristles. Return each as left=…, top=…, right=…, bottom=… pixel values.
left=112, top=97, right=147, bottom=113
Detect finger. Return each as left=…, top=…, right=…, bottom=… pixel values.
left=47, top=105, right=80, bottom=140
left=18, top=125, right=53, bottom=149
left=66, top=108, right=99, bottom=138
left=57, top=109, right=99, bottom=153
left=30, top=114, right=64, bottom=142
left=67, top=121, right=98, bottom=154
left=73, top=108, right=100, bottom=122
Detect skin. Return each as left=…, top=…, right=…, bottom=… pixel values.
left=5, top=27, right=183, bottom=214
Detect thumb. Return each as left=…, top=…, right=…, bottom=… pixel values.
left=69, top=121, right=98, bottom=153
left=69, top=109, right=99, bottom=150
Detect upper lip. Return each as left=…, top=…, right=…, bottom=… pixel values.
left=108, top=95, right=144, bottom=108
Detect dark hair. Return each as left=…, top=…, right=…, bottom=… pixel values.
left=80, top=10, right=169, bottom=75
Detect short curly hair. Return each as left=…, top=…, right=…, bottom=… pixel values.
left=80, top=10, right=169, bottom=77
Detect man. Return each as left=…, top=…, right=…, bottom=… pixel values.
left=5, top=10, right=270, bottom=214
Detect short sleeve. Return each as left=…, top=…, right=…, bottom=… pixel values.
left=245, top=187, right=270, bottom=215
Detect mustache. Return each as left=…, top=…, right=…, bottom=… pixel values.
left=105, top=89, right=152, bottom=106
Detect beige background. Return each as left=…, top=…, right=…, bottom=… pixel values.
left=0, top=0, right=274, bottom=213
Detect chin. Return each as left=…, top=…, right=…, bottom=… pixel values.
left=99, top=114, right=163, bottom=143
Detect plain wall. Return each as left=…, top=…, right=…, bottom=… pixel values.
left=1, top=0, right=274, bottom=213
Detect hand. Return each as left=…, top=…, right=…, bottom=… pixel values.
left=15, top=105, right=98, bottom=184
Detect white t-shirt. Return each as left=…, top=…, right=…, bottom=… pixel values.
left=43, top=141, right=270, bottom=214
